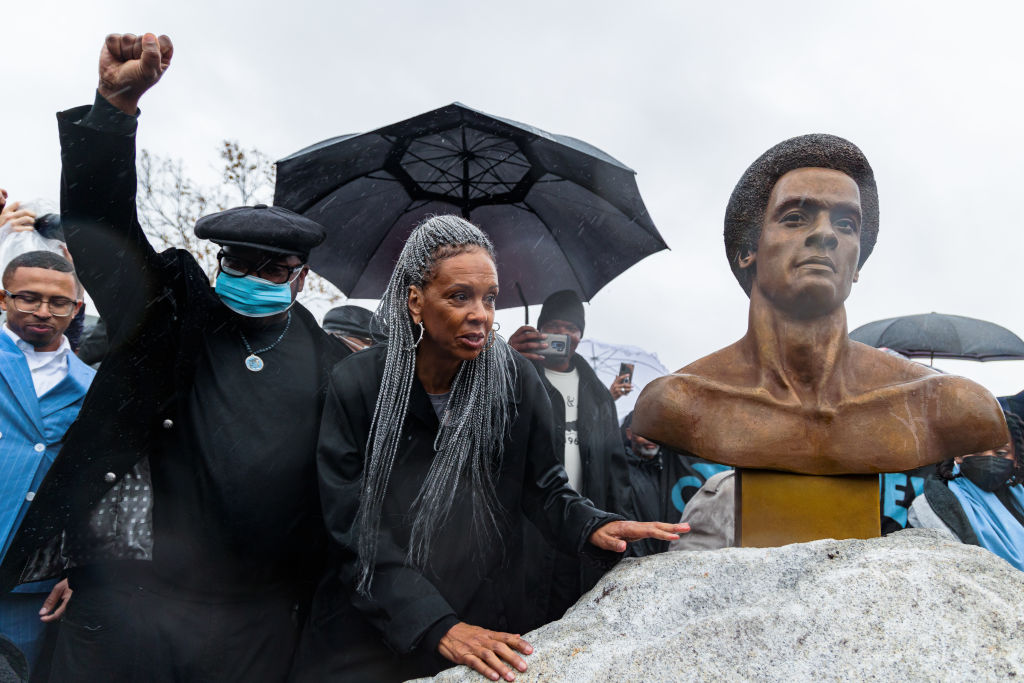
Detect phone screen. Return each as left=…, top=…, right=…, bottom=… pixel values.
left=618, top=362, right=635, bottom=383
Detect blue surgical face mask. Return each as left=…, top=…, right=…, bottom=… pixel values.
left=215, top=271, right=295, bottom=318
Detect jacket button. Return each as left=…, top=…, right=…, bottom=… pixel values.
left=162, top=419, right=174, bottom=429
left=104, top=472, right=117, bottom=483
left=34, top=443, right=45, bottom=453
left=25, top=492, right=34, bottom=502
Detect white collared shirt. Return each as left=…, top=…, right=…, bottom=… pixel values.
left=3, top=325, right=71, bottom=397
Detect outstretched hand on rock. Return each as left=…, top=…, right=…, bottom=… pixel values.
left=438, top=622, right=533, bottom=681
left=98, top=32, right=174, bottom=114
left=589, top=521, right=690, bottom=553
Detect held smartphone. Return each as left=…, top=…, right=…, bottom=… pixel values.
left=618, top=362, right=635, bottom=384
left=536, top=333, right=571, bottom=359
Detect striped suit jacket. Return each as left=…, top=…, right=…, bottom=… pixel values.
left=0, top=332, right=95, bottom=592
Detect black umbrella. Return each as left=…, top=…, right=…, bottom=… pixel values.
left=849, top=312, right=1024, bottom=363
left=274, top=103, right=667, bottom=315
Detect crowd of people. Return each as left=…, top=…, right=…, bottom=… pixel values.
left=0, top=30, right=1022, bottom=683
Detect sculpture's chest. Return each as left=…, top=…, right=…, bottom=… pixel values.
left=683, top=392, right=937, bottom=474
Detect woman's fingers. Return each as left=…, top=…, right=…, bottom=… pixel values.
left=507, top=634, right=533, bottom=655
left=439, top=622, right=532, bottom=681
left=481, top=648, right=515, bottom=681
left=494, top=640, right=528, bottom=672
left=646, top=522, right=690, bottom=540
left=589, top=521, right=692, bottom=550
left=620, top=521, right=689, bottom=540
left=464, top=654, right=500, bottom=681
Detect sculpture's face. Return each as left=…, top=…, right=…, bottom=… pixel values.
left=743, top=167, right=862, bottom=318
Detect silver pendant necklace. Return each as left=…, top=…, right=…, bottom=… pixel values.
left=239, top=311, right=292, bottom=372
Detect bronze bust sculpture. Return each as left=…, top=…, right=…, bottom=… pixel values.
left=634, top=134, right=1007, bottom=477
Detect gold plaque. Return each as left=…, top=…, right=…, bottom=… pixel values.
left=736, top=469, right=880, bottom=547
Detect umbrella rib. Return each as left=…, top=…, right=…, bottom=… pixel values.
left=465, top=138, right=523, bottom=155
left=405, top=138, right=462, bottom=154
left=463, top=136, right=505, bottom=151
left=402, top=149, right=463, bottom=177
left=468, top=152, right=526, bottom=181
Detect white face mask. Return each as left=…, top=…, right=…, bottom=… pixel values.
left=637, top=443, right=661, bottom=458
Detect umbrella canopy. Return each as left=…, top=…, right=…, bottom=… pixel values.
left=274, top=102, right=667, bottom=309
left=577, top=338, right=670, bottom=424
left=849, top=312, right=1024, bottom=362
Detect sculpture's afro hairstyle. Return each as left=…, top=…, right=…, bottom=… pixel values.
left=724, top=134, right=879, bottom=296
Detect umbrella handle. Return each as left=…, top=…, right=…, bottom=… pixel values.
left=516, top=282, right=529, bottom=325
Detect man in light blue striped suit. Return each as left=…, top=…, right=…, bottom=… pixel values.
left=0, top=250, right=95, bottom=676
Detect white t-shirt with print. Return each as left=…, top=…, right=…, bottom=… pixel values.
left=544, top=366, right=582, bottom=492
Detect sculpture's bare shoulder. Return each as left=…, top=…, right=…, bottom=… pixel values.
left=840, top=343, right=1008, bottom=461
left=632, top=341, right=1008, bottom=474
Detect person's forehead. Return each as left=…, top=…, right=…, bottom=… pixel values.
left=7, top=266, right=77, bottom=293
left=541, top=318, right=580, bottom=330
left=430, top=248, right=497, bottom=283
left=223, top=245, right=303, bottom=264
left=768, top=167, right=861, bottom=208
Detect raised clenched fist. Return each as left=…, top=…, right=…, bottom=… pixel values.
left=98, top=32, right=173, bottom=114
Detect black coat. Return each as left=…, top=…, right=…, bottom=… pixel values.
left=517, top=354, right=633, bottom=624
left=624, top=446, right=672, bottom=557
left=292, top=346, right=620, bottom=682
left=535, top=354, right=632, bottom=515
left=0, top=102, right=348, bottom=591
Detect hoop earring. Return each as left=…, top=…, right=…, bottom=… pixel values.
left=406, top=321, right=425, bottom=350
left=492, top=321, right=501, bottom=332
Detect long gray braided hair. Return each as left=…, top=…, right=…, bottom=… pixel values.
left=357, top=214, right=517, bottom=594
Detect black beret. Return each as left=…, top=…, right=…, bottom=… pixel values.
left=323, top=305, right=373, bottom=337
left=194, top=204, right=326, bottom=256
left=537, top=289, right=585, bottom=334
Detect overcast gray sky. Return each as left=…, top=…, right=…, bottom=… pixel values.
left=5, top=0, right=1024, bottom=394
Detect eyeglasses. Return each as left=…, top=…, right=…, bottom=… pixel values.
left=217, top=250, right=305, bottom=285
left=3, top=290, right=79, bottom=317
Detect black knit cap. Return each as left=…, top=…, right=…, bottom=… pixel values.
left=194, top=204, right=326, bottom=257
left=537, top=289, right=585, bottom=334
left=724, top=134, right=879, bottom=296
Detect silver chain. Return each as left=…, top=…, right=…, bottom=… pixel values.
left=239, top=311, right=292, bottom=356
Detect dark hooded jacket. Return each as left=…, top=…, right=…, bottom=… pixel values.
left=534, top=354, right=631, bottom=515
left=517, top=354, right=632, bottom=624
left=624, top=444, right=672, bottom=557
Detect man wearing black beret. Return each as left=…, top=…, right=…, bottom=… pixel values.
left=0, top=33, right=350, bottom=681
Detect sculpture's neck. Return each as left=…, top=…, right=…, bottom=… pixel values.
left=744, top=288, right=850, bottom=406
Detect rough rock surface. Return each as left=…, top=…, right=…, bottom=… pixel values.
left=422, top=530, right=1024, bottom=682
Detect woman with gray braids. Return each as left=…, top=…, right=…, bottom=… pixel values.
left=293, top=215, right=687, bottom=682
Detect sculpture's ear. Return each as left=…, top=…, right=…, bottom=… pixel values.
left=737, top=247, right=756, bottom=270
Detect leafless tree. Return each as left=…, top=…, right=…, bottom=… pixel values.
left=136, top=141, right=344, bottom=310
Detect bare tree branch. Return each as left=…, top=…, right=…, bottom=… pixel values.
left=136, top=143, right=345, bottom=311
